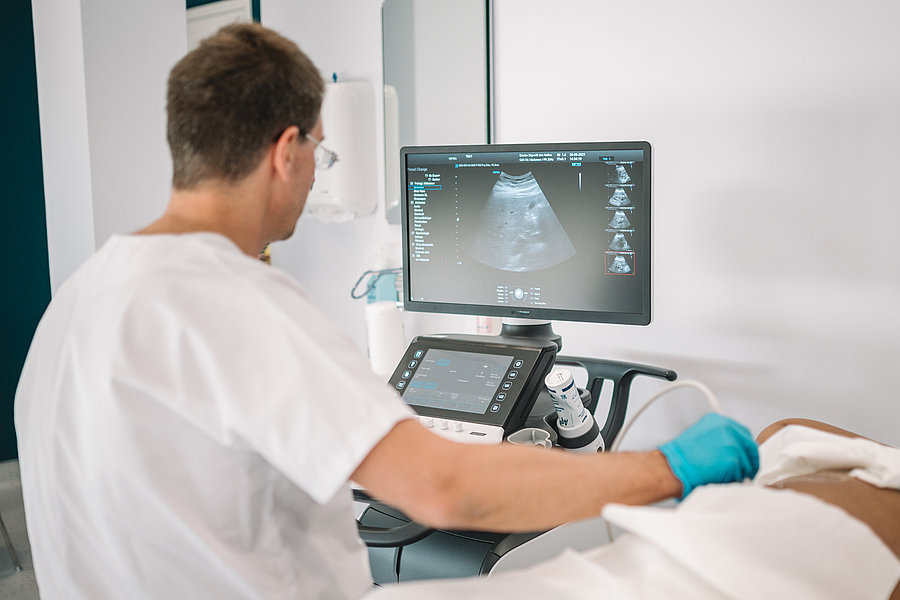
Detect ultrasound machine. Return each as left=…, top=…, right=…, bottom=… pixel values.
left=356, top=141, right=677, bottom=583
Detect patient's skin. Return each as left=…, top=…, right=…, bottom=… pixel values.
left=759, top=419, right=900, bottom=600
left=756, top=418, right=878, bottom=445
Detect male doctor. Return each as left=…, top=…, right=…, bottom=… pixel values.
left=15, top=23, right=758, bottom=600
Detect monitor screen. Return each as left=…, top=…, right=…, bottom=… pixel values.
left=400, top=142, right=651, bottom=325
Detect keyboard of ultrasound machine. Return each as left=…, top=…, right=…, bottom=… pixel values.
left=416, top=415, right=505, bottom=444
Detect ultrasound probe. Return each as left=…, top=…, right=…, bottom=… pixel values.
left=545, top=368, right=605, bottom=453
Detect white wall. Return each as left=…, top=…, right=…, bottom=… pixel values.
left=33, top=0, right=185, bottom=293
left=31, top=0, right=94, bottom=293
left=493, top=0, right=900, bottom=446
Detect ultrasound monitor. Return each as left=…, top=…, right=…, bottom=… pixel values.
left=399, top=142, right=651, bottom=327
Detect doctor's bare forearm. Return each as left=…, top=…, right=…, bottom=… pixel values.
left=429, top=442, right=681, bottom=532
left=352, top=419, right=681, bottom=533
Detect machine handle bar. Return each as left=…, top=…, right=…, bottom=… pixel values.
left=353, top=488, right=435, bottom=548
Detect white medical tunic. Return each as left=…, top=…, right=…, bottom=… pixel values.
left=15, top=232, right=414, bottom=600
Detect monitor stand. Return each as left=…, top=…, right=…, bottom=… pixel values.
left=498, top=318, right=563, bottom=352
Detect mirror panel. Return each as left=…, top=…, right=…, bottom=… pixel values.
left=382, top=0, right=490, bottom=223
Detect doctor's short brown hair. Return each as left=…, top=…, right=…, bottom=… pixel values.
left=166, top=23, right=324, bottom=189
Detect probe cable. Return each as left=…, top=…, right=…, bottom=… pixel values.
left=609, top=379, right=722, bottom=454
left=604, top=379, right=723, bottom=541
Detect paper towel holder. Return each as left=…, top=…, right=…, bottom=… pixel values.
left=305, top=81, right=378, bottom=223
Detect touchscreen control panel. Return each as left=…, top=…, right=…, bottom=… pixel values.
left=388, top=335, right=557, bottom=443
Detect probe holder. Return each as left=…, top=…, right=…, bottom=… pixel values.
left=536, top=356, right=678, bottom=447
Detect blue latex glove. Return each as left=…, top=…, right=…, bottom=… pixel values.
left=658, top=413, right=759, bottom=499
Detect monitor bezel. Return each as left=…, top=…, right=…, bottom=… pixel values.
left=399, top=141, right=652, bottom=326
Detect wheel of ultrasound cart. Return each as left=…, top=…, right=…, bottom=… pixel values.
left=353, top=489, right=435, bottom=548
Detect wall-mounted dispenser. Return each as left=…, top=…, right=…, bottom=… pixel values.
left=305, top=81, right=377, bottom=223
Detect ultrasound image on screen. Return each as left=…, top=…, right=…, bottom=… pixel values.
left=403, top=349, right=513, bottom=415
left=609, top=187, right=631, bottom=207
left=608, top=210, right=632, bottom=230
left=403, top=145, right=649, bottom=320
left=609, top=163, right=634, bottom=185
left=466, top=172, right=576, bottom=272
left=607, top=253, right=634, bottom=274
left=609, top=233, right=632, bottom=251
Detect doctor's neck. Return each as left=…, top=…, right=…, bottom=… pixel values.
left=137, top=172, right=274, bottom=257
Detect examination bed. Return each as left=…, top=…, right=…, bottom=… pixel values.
left=364, top=419, right=900, bottom=600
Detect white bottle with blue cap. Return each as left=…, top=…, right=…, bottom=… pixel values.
left=545, top=368, right=605, bottom=453
left=364, top=244, right=405, bottom=379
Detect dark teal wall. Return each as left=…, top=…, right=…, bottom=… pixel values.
left=1, top=0, right=51, bottom=461
left=186, top=0, right=261, bottom=22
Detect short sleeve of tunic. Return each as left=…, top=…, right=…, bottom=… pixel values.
left=118, top=239, right=414, bottom=505
left=217, top=270, right=413, bottom=504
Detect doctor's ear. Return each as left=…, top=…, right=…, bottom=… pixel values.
left=272, top=125, right=302, bottom=179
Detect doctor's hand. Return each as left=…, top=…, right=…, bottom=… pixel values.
left=658, top=413, right=759, bottom=499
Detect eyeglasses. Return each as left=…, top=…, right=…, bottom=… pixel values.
left=304, top=133, right=339, bottom=171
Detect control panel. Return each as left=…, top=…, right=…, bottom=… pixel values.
left=388, top=334, right=558, bottom=443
